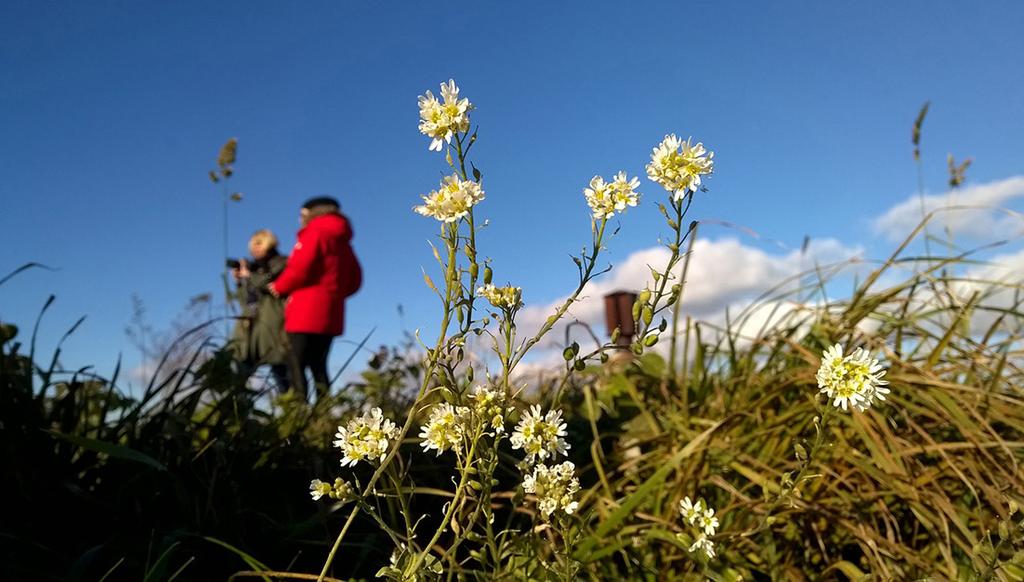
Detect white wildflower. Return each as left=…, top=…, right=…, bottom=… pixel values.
left=419, top=402, right=469, bottom=456
left=510, top=405, right=570, bottom=465
left=610, top=172, right=641, bottom=207
left=477, top=284, right=522, bottom=310
left=584, top=172, right=640, bottom=219
left=583, top=176, right=613, bottom=219
left=699, top=507, right=719, bottom=536
left=688, top=533, right=716, bottom=559
left=414, top=174, right=485, bottom=222
left=310, top=479, right=332, bottom=501
left=679, top=496, right=703, bottom=525
left=646, top=134, right=714, bottom=200
left=470, top=384, right=506, bottom=435
left=333, top=407, right=400, bottom=467
left=522, top=461, right=580, bottom=519
left=585, top=172, right=638, bottom=219
left=816, top=343, right=890, bottom=412
left=418, top=79, right=473, bottom=151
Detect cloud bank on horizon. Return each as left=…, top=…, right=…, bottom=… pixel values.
left=512, top=175, right=1024, bottom=369
left=873, top=175, right=1024, bottom=241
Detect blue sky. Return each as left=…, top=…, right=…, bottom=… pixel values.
left=2, top=1, right=1022, bottom=383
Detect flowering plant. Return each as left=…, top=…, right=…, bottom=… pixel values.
left=311, top=78, right=730, bottom=581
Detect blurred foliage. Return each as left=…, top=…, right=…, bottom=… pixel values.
left=3, top=238, right=1024, bottom=580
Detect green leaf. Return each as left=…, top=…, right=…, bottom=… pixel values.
left=202, top=536, right=271, bottom=580
left=47, top=431, right=166, bottom=472
left=142, top=541, right=180, bottom=582
left=824, top=560, right=869, bottom=580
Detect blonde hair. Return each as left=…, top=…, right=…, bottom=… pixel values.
left=249, top=229, right=278, bottom=252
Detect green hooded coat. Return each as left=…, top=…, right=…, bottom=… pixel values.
left=230, top=253, right=289, bottom=366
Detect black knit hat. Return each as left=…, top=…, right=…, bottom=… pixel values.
left=302, top=196, right=340, bottom=209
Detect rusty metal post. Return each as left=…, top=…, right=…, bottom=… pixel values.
left=604, top=291, right=638, bottom=347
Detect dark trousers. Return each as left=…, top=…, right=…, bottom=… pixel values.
left=237, top=361, right=291, bottom=394
left=269, top=364, right=291, bottom=393
left=287, top=332, right=333, bottom=398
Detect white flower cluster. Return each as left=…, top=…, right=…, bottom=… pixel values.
left=419, top=402, right=468, bottom=456
left=816, top=343, right=890, bottom=412
left=414, top=174, right=485, bottom=223
left=418, top=385, right=507, bottom=456
left=583, top=171, right=641, bottom=219
left=470, top=384, right=506, bottom=436
left=477, top=284, right=522, bottom=310
left=513, top=405, right=578, bottom=520
left=679, top=496, right=718, bottom=559
left=646, top=134, right=714, bottom=201
left=418, top=79, right=472, bottom=152
left=333, top=407, right=400, bottom=467
left=510, top=405, right=570, bottom=465
left=309, top=477, right=354, bottom=501
left=522, top=461, right=580, bottom=519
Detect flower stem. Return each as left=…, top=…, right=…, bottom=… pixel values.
left=510, top=218, right=609, bottom=370
left=317, top=223, right=462, bottom=582
left=404, top=437, right=480, bottom=575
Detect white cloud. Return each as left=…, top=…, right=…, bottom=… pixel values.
left=951, top=246, right=1024, bottom=335
left=872, top=176, right=1024, bottom=242
left=514, top=236, right=863, bottom=360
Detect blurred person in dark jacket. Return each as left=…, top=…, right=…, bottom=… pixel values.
left=230, top=229, right=290, bottom=391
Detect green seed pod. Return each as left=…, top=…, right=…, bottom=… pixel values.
left=642, top=306, right=654, bottom=326
left=600, top=352, right=610, bottom=363
left=610, top=327, right=621, bottom=343
left=794, top=443, right=807, bottom=462
left=563, top=346, right=575, bottom=361
left=571, top=341, right=580, bottom=356
left=659, top=318, right=668, bottom=332
left=469, top=263, right=479, bottom=280
left=574, top=359, right=586, bottom=371
left=466, top=366, right=474, bottom=382
left=631, top=300, right=641, bottom=323
left=483, top=266, right=493, bottom=285
left=632, top=343, right=644, bottom=355
left=644, top=334, right=659, bottom=347
left=638, top=289, right=652, bottom=305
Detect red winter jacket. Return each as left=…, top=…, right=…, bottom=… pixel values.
left=271, top=213, right=361, bottom=336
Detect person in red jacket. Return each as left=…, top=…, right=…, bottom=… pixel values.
left=268, top=196, right=362, bottom=398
